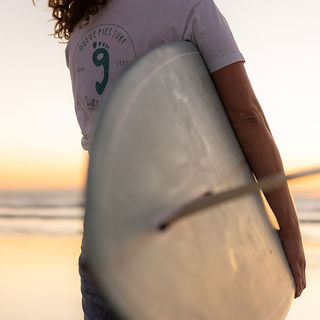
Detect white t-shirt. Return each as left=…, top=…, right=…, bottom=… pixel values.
left=66, top=0, right=245, bottom=150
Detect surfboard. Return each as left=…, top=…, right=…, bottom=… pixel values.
left=85, top=41, right=295, bottom=320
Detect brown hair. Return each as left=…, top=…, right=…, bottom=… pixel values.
left=44, top=0, right=108, bottom=41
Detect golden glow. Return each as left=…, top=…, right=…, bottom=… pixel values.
left=283, top=164, right=320, bottom=197
left=2, top=1, right=320, bottom=193
left=0, top=152, right=88, bottom=191
left=289, top=175, right=320, bottom=198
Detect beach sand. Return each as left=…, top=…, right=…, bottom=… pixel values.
left=0, top=236, right=319, bottom=320
left=0, top=236, right=83, bottom=320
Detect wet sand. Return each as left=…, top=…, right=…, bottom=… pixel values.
left=0, top=236, right=319, bottom=320
left=0, top=236, right=83, bottom=320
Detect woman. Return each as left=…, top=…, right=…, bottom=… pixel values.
left=48, top=0, right=306, bottom=318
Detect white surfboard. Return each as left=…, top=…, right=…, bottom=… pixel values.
left=85, top=41, right=295, bottom=320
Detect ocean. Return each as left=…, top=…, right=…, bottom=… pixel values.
left=0, top=190, right=320, bottom=242
left=0, top=190, right=85, bottom=235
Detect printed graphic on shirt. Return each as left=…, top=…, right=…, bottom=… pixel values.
left=92, top=41, right=110, bottom=95
left=74, top=24, right=136, bottom=109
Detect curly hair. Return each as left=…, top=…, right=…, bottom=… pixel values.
left=45, top=0, right=108, bottom=41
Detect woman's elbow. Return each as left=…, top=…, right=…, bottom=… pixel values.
left=226, top=105, right=266, bottom=130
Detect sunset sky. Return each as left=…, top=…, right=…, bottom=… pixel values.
left=1, top=0, right=320, bottom=192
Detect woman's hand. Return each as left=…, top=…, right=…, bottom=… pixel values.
left=278, top=227, right=306, bottom=298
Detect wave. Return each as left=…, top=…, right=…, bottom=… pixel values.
left=0, top=203, right=84, bottom=209
left=0, top=214, right=82, bottom=220
left=299, top=219, right=320, bottom=224
left=0, top=190, right=318, bottom=236
left=0, top=189, right=84, bottom=205
left=295, top=197, right=320, bottom=212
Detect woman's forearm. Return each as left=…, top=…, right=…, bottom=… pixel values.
left=212, top=61, right=306, bottom=298
left=211, top=62, right=299, bottom=231
left=228, top=106, right=300, bottom=232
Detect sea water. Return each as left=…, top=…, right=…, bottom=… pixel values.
left=0, top=190, right=320, bottom=241
left=294, top=197, right=320, bottom=243
left=0, top=190, right=84, bottom=235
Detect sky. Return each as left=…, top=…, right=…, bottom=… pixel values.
left=1, top=1, right=87, bottom=190
left=1, top=0, right=320, bottom=193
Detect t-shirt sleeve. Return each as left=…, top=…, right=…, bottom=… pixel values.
left=184, top=0, right=245, bottom=73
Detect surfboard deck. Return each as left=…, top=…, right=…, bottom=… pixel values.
left=85, top=41, right=294, bottom=320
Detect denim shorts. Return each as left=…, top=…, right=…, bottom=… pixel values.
left=79, top=237, right=122, bottom=320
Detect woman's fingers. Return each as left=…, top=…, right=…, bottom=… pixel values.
left=289, top=258, right=306, bottom=298
left=301, top=259, right=307, bottom=289
left=292, top=264, right=303, bottom=298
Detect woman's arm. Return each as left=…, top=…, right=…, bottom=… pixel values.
left=211, top=61, right=306, bottom=298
